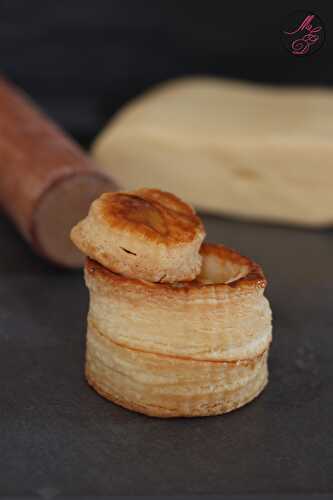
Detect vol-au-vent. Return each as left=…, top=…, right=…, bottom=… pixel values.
left=71, top=188, right=273, bottom=417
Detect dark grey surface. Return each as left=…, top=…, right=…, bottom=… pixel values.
left=1, top=211, right=333, bottom=497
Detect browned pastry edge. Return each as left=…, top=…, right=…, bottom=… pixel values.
left=85, top=242, right=266, bottom=296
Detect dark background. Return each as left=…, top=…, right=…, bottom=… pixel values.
left=1, top=0, right=331, bottom=144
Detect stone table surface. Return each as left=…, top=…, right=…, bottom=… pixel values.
left=0, top=212, right=332, bottom=497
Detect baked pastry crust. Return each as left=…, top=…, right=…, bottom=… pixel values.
left=84, top=243, right=272, bottom=417
left=71, top=188, right=205, bottom=282
left=85, top=243, right=272, bottom=362
left=86, top=323, right=268, bottom=418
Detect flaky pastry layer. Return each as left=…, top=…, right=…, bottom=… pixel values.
left=85, top=243, right=272, bottom=362
left=86, top=323, right=268, bottom=417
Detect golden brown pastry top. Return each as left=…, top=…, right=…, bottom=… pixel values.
left=94, top=188, right=204, bottom=244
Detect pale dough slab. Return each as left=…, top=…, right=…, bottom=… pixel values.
left=92, top=77, right=333, bottom=227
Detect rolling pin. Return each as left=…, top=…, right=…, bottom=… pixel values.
left=0, top=76, right=116, bottom=268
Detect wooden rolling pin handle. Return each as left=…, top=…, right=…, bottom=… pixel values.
left=0, top=76, right=116, bottom=268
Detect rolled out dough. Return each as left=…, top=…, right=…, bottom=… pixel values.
left=92, top=77, right=333, bottom=227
